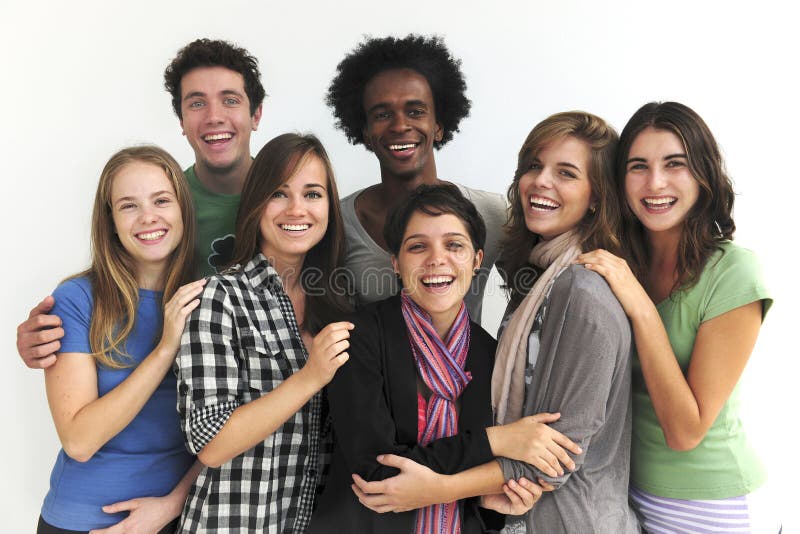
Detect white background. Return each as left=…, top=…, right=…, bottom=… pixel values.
left=2, top=1, right=797, bottom=531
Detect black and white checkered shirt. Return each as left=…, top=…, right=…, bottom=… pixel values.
left=176, top=254, right=322, bottom=533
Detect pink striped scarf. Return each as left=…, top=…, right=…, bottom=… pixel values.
left=400, top=293, right=471, bottom=534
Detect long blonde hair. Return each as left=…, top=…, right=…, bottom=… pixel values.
left=71, top=146, right=196, bottom=368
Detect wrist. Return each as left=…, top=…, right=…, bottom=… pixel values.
left=153, top=342, right=178, bottom=364
left=435, top=473, right=455, bottom=504
left=485, top=426, right=505, bottom=458
left=629, top=299, right=659, bottom=324
left=163, top=490, right=184, bottom=519
left=292, top=366, right=324, bottom=397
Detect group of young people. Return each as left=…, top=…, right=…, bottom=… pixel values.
left=16, top=34, right=775, bottom=534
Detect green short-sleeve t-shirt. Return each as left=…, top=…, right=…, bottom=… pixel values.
left=185, top=165, right=240, bottom=277
left=631, top=241, right=773, bottom=499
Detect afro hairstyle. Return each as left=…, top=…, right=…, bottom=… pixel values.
left=326, top=34, right=471, bottom=150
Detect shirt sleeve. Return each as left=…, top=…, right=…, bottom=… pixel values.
left=176, top=278, right=241, bottom=454
left=497, top=268, right=632, bottom=489
left=51, top=278, right=93, bottom=354
left=701, top=244, right=773, bottom=323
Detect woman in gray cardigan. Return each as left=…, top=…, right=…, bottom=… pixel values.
left=490, top=111, right=639, bottom=533
left=353, top=112, right=639, bottom=534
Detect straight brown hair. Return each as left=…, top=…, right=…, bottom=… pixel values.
left=227, top=133, right=351, bottom=333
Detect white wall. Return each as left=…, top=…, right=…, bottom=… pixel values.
left=2, top=1, right=797, bottom=531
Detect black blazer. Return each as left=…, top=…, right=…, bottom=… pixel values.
left=309, top=295, right=502, bottom=533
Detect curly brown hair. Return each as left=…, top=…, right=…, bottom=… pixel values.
left=163, top=38, right=265, bottom=119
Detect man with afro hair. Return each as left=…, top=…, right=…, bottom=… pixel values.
left=327, top=34, right=506, bottom=321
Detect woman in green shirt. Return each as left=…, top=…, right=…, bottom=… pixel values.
left=579, top=101, right=778, bottom=532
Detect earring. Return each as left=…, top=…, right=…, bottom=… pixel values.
left=473, top=268, right=480, bottom=275
left=589, top=204, right=597, bottom=214
left=394, top=272, right=401, bottom=279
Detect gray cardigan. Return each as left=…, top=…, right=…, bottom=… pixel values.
left=497, top=266, right=639, bottom=533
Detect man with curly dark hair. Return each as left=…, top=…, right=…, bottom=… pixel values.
left=163, top=38, right=265, bottom=276
left=327, top=34, right=507, bottom=321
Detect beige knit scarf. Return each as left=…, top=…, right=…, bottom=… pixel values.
left=492, top=230, right=581, bottom=424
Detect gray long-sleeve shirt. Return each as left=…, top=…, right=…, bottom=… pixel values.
left=497, top=265, right=639, bottom=533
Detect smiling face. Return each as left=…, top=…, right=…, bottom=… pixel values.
left=179, top=66, right=262, bottom=181
left=110, top=161, right=184, bottom=287
left=517, top=135, right=593, bottom=240
left=362, top=68, right=443, bottom=182
left=624, top=127, right=700, bottom=237
left=392, top=211, right=483, bottom=335
left=259, top=154, right=330, bottom=265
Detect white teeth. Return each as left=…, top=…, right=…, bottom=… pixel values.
left=204, top=133, right=232, bottom=141
left=643, top=197, right=677, bottom=206
left=422, top=275, right=454, bottom=284
left=280, top=224, right=310, bottom=231
left=529, top=196, right=560, bottom=209
left=137, top=230, right=166, bottom=241
left=389, top=143, right=417, bottom=151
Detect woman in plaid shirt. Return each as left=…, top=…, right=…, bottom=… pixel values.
left=176, top=133, right=353, bottom=533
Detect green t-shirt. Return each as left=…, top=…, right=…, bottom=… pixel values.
left=185, top=165, right=240, bottom=277
left=631, top=241, right=773, bottom=499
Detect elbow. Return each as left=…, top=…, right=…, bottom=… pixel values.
left=197, top=448, right=224, bottom=469
left=664, top=430, right=704, bottom=452
left=62, top=440, right=97, bottom=463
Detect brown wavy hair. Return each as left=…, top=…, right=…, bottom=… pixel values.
left=72, top=146, right=196, bottom=368
left=227, top=133, right=351, bottom=333
left=616, top=102, right=735, bottom=289
left=502, top=111, right=621, bottom=306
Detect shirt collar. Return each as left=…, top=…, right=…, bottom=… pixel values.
left=242, top=253, right=284, bottom=294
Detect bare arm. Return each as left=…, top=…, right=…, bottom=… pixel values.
left=196, top=321, right=353, bottom=468
left=352, top=455, right=548, bottom=513
left=352, top=457, right=504, bottom=512
left=45, top=280, right=205, bottom=462
left=164, top=460, right=203, bottom=512
left=579, top=249, right=765, bottom=450
left=17, top=296, right=63, bottom=369
left=485, top=413, right=580, bottom=477
left=629, top=301, right=761, bottom=450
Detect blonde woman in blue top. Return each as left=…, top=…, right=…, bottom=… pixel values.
left=39, top=146, right=204, bottom=533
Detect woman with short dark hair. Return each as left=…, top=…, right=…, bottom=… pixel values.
left=311, top=183, right=580, bottom=534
